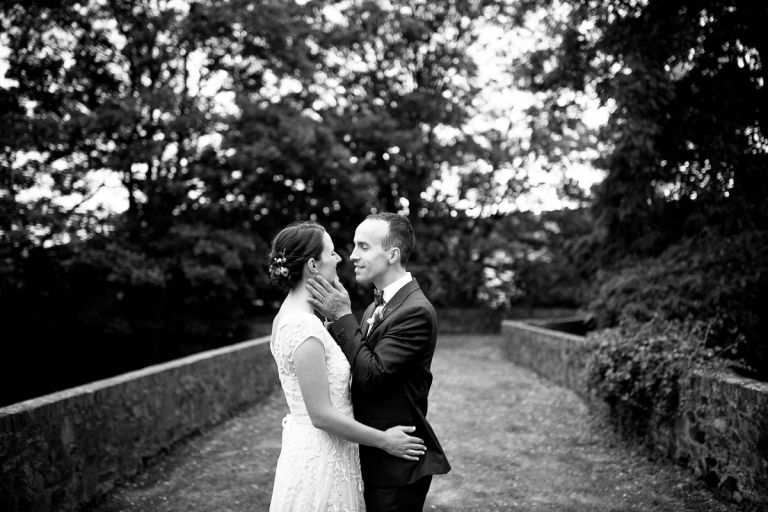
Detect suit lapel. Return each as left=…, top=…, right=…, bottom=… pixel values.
left=366, top=279, right=419, bottom=340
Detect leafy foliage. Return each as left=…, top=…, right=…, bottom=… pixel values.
left=407, top=207, right=595, bottom=310
left=501, top=208, right=598, bottom=308
left=589, top=230, right=768, bottom=378
left=0, top=0, right=538, bottom=405
left=584, top=316, right=722, bottom=428
left=508, top=0, right=768, bottom=256
left=5, top=0, right=765, bottom=411
left=505, top=0, right=768, bottom=381
left=0, top=225, right=268, bottom=404
left=0, top=0, right=334, bottom=404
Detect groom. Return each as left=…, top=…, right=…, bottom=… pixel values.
left=307, top=212, right=451, bottom=512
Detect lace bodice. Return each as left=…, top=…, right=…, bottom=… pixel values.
left=270, top=311, right=354, bottom=418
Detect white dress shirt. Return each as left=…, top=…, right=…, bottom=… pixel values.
left=366, top=272, right=412, bottom=335
left=380, top=272, right=413, bottom=305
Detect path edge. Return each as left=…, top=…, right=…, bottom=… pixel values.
left=501, top=319, right=768, bottom=508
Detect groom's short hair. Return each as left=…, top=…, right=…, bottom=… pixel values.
left=366, top=212, right=415, bottom=265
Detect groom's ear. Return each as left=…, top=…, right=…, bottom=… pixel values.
left=388, top=247, right=400, bottom=264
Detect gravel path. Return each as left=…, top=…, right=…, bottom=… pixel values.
left=91, top=334, right=747, bottom=512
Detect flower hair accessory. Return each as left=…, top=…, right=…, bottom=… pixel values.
left=270, top=249, right=289, bottom=277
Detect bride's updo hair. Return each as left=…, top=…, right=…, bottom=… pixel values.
left=268, top=221, right=326, bottom=292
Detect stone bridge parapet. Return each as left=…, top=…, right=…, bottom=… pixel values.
left=501, top=319, right=768, bottom=508
left=0, top=336, right=276, bottom=512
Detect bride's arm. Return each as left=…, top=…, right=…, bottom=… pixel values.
left=294, top=337, right=426, bottom=461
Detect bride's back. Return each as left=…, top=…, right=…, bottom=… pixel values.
left=270, top=310, right=353, bottom=418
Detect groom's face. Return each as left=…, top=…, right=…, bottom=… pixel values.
left=350, top=219, right=392, bottom=286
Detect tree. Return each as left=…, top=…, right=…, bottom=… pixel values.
left=506, top=0, right=768, bottom=256
left=312, top=1, right=518, bottom=217
left=0, top=0, right=340, bottom=404
left=1, top=0, right=537, bottom=404
left=504, top=0, right=768, bottom=377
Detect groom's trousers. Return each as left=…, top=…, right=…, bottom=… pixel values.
left=363, top=475, right=432, bottom=512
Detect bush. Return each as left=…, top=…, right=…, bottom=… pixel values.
left=0, top=224, right=270, bottom=407
left=585, top=317, right=723, bottom=431
left=588, top=230, right=768, bottom=380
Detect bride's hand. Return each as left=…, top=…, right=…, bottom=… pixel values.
left=381, top=426, right=426, bottom=461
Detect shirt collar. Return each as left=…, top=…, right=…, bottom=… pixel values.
left=381, top=272, right=412, bottom=303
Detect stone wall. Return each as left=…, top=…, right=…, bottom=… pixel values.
left=0, top=336, right=277, bottom=512
left=501, top=320, right=768, bottom=507
left=500, top=320, right=589, bottom=397
left=436, top=307, right=580, bottom=334
left=654, top=370, right=768, bottom=505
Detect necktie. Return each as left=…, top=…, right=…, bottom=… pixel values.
left=374, top=288, right=384, bottom=307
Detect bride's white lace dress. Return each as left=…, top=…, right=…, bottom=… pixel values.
left=269, top=311, right=365, bottom=512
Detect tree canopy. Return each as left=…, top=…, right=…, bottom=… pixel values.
left=506, top=0, right=768, bottom=256
left=505, top=0, right=768, bottom=377
left=1, top=0, right=554, bottom=405
left=3, top=0, right=767, bottom=406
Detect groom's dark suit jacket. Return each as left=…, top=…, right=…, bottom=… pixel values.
left=327, top=278, right=451, bottom=487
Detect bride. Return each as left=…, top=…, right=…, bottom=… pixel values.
left=267, top=221, right=426, bottom=511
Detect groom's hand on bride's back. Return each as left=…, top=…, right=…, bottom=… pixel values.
left=307, top=275, right=353, bottom=321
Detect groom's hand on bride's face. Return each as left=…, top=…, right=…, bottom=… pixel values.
left=306, top=275, right=352, bottom=321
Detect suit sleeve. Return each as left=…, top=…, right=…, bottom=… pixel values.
left=328, top=305, right=432, bottom=393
